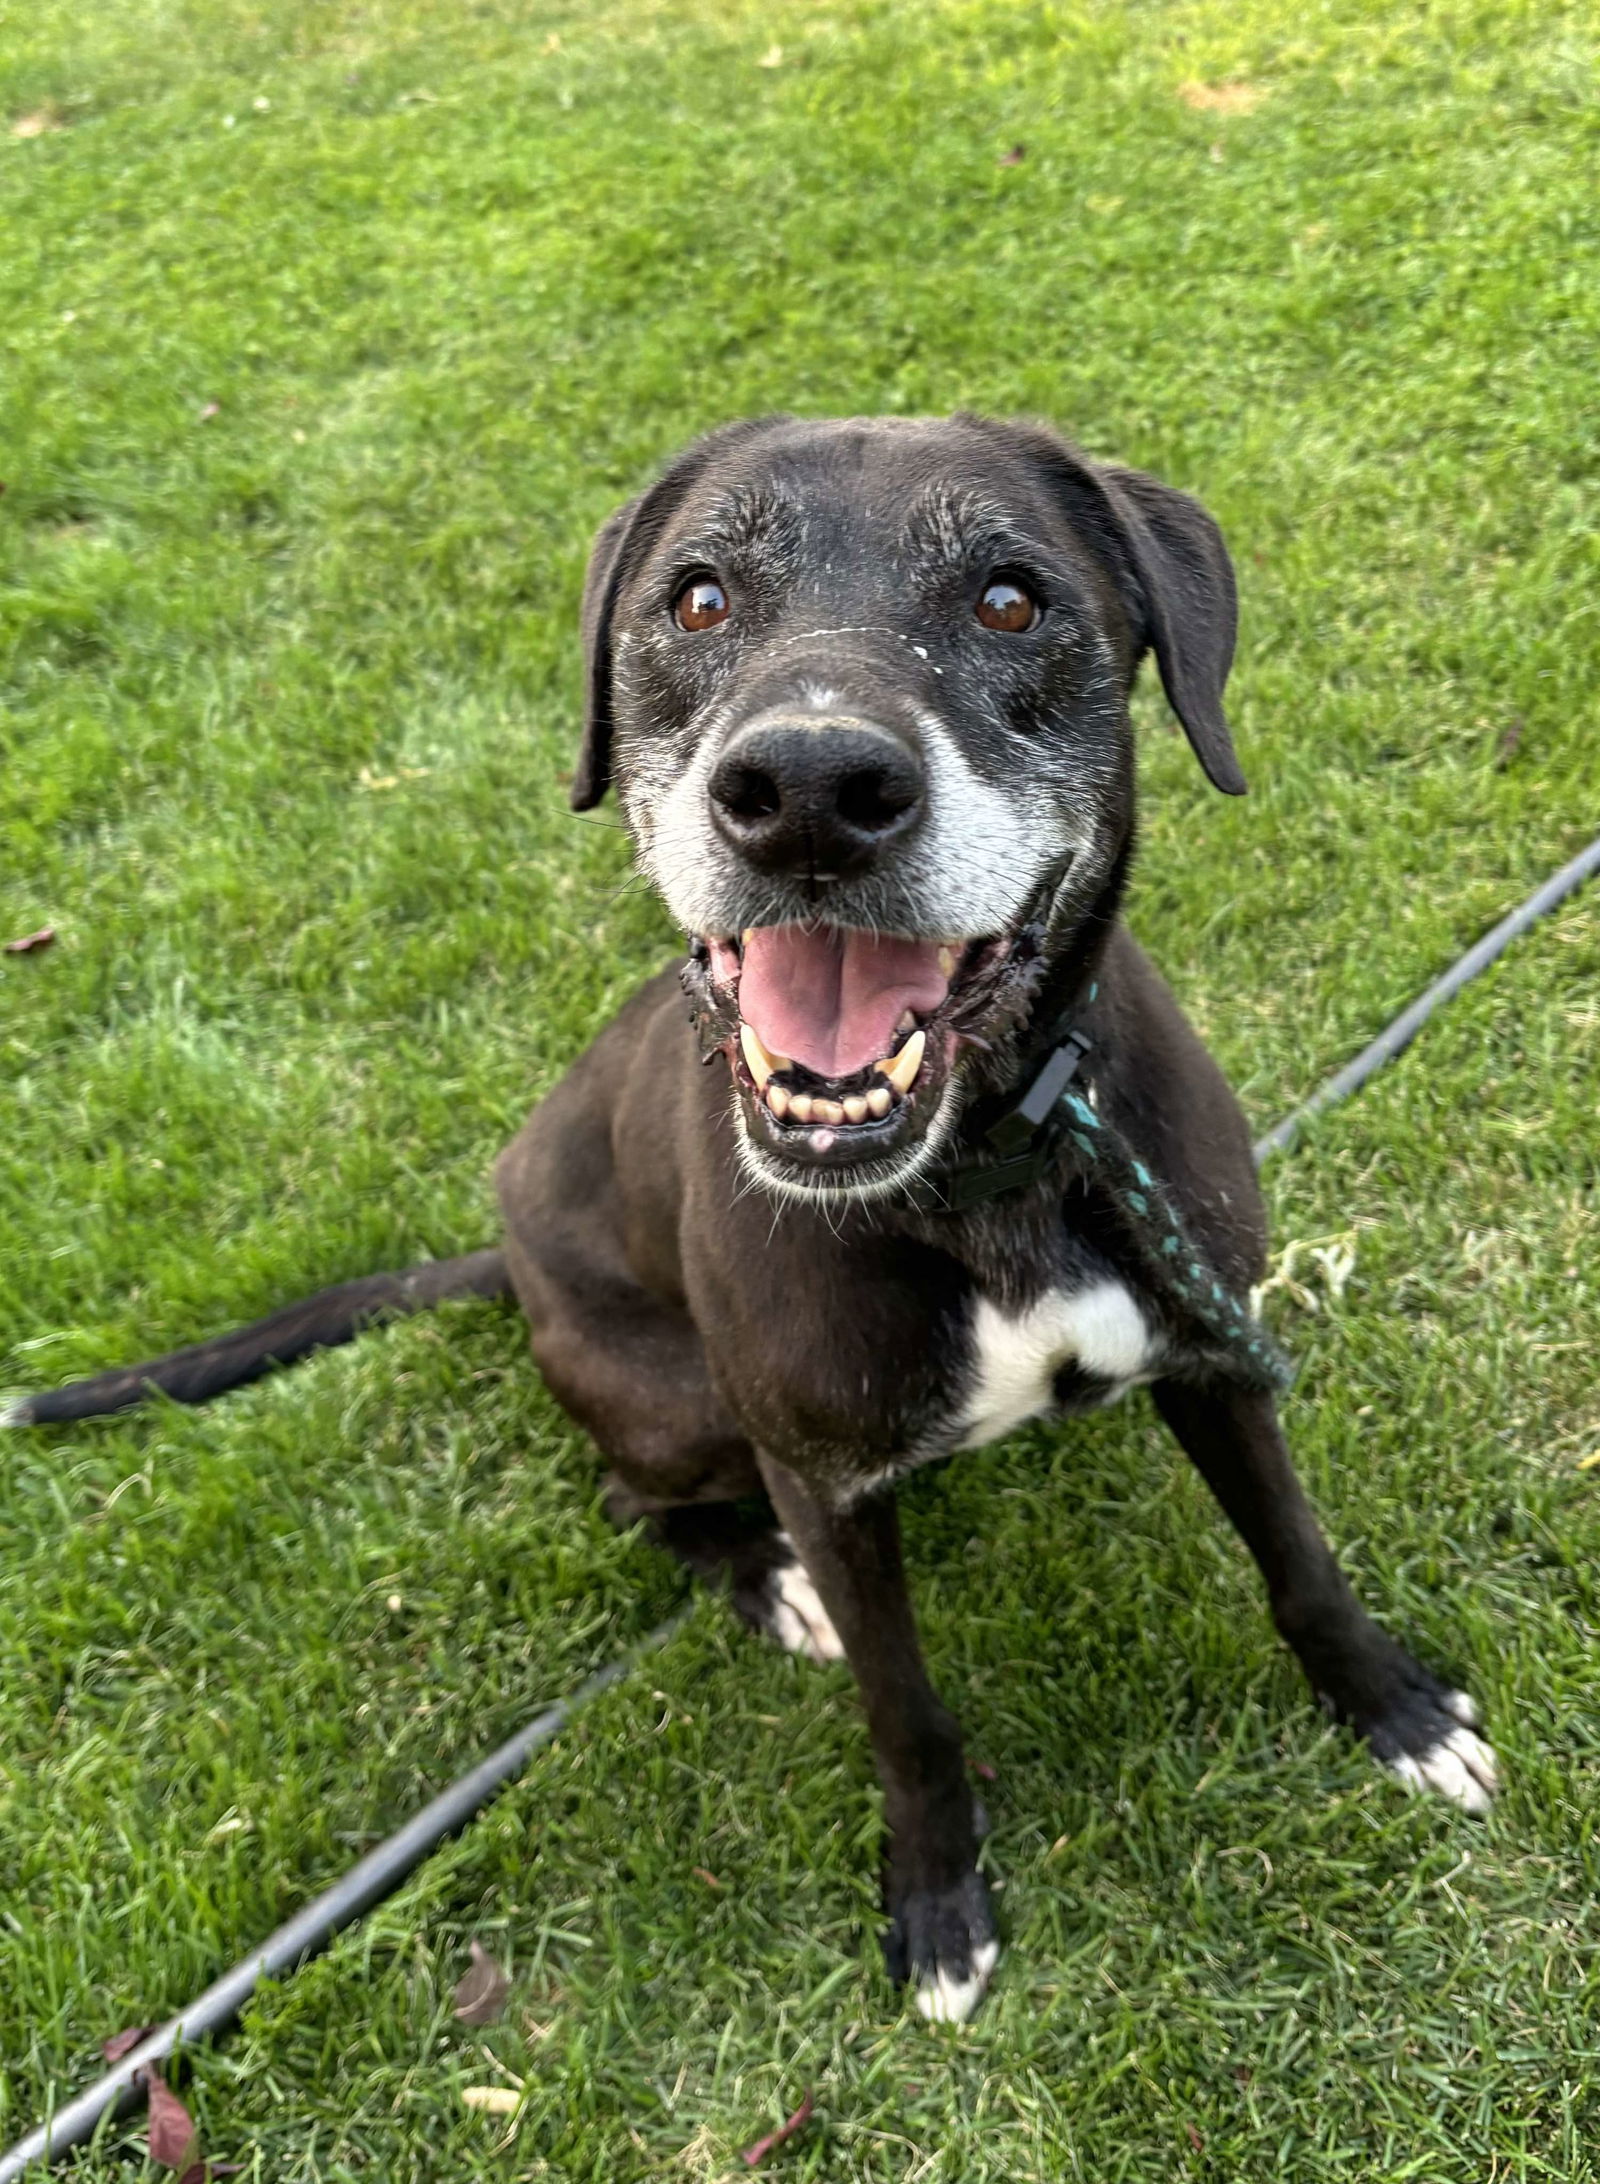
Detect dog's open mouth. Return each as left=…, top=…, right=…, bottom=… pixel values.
left=686, top=920, right=1045, bottom=1186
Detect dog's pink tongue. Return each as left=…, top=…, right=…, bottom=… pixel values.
left=740, top=926, right=950, bottom=1078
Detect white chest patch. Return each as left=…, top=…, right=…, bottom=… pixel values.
left=955, top=1278, right=1155, bottom=1450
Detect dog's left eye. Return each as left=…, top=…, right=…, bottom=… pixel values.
left=976, top=577, right=1041, bottom=633
left=674, top=576, right=731, bottom=631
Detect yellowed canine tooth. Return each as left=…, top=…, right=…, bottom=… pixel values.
left=875, top=1028, right=925, bottom=1094
left=866, top=1084, right=893, bottom=1119
left=739, top=1023, right=788, bottom=1088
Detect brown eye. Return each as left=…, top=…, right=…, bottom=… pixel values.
left=674, top=576, right=730, bottom=631
left=976, top=577, right=1040, bottom=633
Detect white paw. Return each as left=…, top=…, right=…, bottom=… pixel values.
left=765, top=1541, right=845, bottom=1663
left=915, top=1939, right=1000, bottom=2024
left=1387, top=1696, right=1498, bottom=1814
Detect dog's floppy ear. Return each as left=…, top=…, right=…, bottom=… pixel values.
left=570, top=497, right=643, bottom=812
left=999, top=422, right=1244, bottom=795
left=570, top=416, right=792, bottom=812
left=1090, top=459, right=1244, bottom=795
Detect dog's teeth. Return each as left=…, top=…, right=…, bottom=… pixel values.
left=788, top=1092, right=815, bottom=1123
left=896, top=1009, right=917, bottom=1034
left=875, top=1029, right=925, bottom=1094
left=937, top=943, right=960, bottom=978
left=842, top=1094, right=869, bottom=1124
left=767, top=1084, right=790, bottom=1120
left=739, top=1023, right=771, bottom=1088
left=866, top=1084, right=893, bottom=1119
left=739, top=1023, right=788, bottom=1089
left=813, top=1098, right=844, bottom=1126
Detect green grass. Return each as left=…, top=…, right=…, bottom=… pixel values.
left=3, top=0, right=1599, bottom=2174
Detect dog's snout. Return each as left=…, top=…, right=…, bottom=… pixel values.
left=707, top=721, right=923, bottom=877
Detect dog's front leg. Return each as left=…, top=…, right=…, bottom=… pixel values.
left=1154, top=1380, right=1497, bottom=1810
left=756, top=1454, right=998, bottom=2022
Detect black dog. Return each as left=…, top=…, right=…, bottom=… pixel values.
left=12, top=414, right=1496, bottom=2020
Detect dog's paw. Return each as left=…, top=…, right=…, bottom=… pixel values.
left=753, top=1535, right=846, bottom=1663
left=1352, top=1666, right=1498, bottom=1815
left=883, top=1868, right=1000, bottom=2025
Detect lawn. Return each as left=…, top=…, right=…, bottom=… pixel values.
left=3, top=0, right=1598, bottom=2175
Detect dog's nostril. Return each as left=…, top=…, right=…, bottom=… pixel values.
left=837, top=766, right=917, bottom=836
left=714, top=763, right=783, bottom=824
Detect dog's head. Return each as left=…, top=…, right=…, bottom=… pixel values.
left=571, top=414, right=1241, bottom=1203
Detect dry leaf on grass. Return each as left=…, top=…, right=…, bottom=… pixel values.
left=12, top=108, right=65, bottom=138
left=997, top=143, right=1026, bottom=166
left=100, top=2028, right=241, bottom=2176
left=1177, top=78, right=1267, bottom=115
left=692, top=1866, right=723, bottom=1890
left=741, top=2089, right=814, bottom=2167
left=4, top=925, right=56, bottom=954
left=145, top=2071, right=199, bottom=2169
left=101, top=2026, right=154, bottom=2064
left=757, top=44, right=784, bottom=67
left=462, top=2085, right=522, bottom=2116
left=452, top=1939, right=511, bottom=2026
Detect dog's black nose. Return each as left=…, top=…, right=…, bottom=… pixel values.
left=707, top=722, right=924, bottom=877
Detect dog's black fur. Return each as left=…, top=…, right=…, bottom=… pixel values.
left=11, top=415, right=1495, bottom=2019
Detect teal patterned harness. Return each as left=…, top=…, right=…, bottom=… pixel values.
left=1051, top=1082, right=1291, bottom=1392
left=910, top=990, right=1291, bottom=1394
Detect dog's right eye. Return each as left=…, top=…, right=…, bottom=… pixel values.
left=674, top=576, right=730, bottom=631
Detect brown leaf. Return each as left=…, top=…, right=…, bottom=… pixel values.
left=1184, top=2121, right=1205, bottom=2153
left=452, top=1938, right=511, bottom=2027
left=101, top=2025, right=154, bottom=2065
left=4, top=925, right=56, bottom=954
left=997, top=144, right=1026, bottom=166
left=146, top=2069, right=198, bottom=2169
left=1495, top=716, right=1524, bottom=769
left=692, top=1867, right=723, bottom=1890
left=198, top=401, right=221, bottom=422
left=1177, top=78, right=1267, bottom=115
left=971, top=1759, right=998, bottom=1782
left=741, top=2089, right=814, bottom=2166
left=12, top=107, right=65, bottom=138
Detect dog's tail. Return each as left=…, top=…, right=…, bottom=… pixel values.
left=3, top=1248, right=512, bottom=1428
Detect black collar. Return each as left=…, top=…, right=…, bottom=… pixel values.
left=904, top=1015, right=1095, bottom=1213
